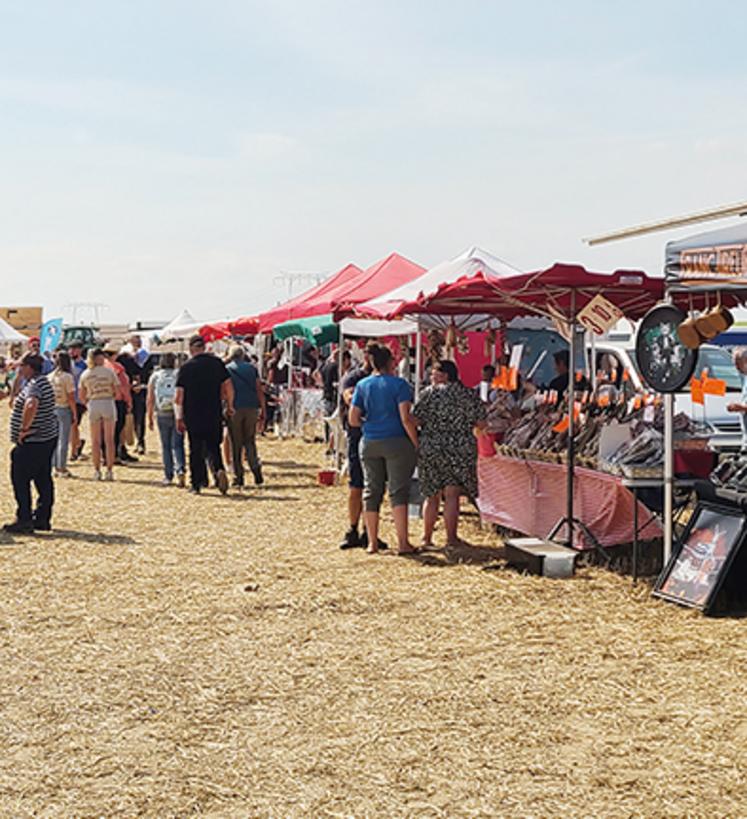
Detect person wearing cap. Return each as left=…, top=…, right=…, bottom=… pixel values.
left=175, top=334, right=234, bottom=494
left=79, top=347, right=119, bottom=480
left=226, top=344, right=265, bottom=488
left=102, top=342, right=133, bottom=464
left=68, top=339, right=88, bottom=461
left=4, top=353, right=58, bottom=533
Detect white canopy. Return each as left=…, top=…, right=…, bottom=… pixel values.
left=0, top=317, right=29, bottom=343
left=339, top=318, right=418, bottom=337
left=156, top=309, right=204, bottom=341
left=355, top=246, right=523, bottom=331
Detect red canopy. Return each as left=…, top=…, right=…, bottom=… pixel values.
left=199, top=321, right=232, bottom=341
left=387, top=263, right=664, bottom=323
left=258, top=253, right=426, bottom=333
left=229, top=316, right=260, bottom=336
left=199, top=316, right=259, bottom=341
left=332, top=253, right=426, bottom=310
left=257, top=263, right=363, bottom=332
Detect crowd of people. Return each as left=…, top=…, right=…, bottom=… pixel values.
left=0, top=329, right=511, bottom=551
left=0, top=333, right=266, bottom=533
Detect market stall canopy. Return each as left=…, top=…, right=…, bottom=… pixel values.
left=260, top=253, right=425, bottom=333
left=335, top=246, right=521, bottom=330
left=273, top=314, right=419, bottom=346
left=0, top=316, right=28, bottom=343
left=273, top=315, right=339, bottom=346
left=229, top=316, right=259, bottom=336
left=199, top=321, right=232, bottom=342
left=157, top=309, right=205, bottom=341
left=666, top=223, right=747, bottom=300
left=340, top=317, right=418, bottom=337
left=392, top=263, right=664, bottom=324
left=257, top=264, right=363, bottom=333
left=199, top=316, right=260, bottom=341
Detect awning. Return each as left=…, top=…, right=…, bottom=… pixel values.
left=390, top=263, right=664, bottom=324
left=0, top=316, right=28, bottom=343
left=335, top=246, right=521, bottom=330
left=258, top=253, right=425, bottom=333
left=273, top=314, right=419, bottom=345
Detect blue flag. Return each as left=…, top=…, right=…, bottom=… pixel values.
left=40, top=318, right=64, bottom=353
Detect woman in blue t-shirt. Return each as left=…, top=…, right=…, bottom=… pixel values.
left=350, top=343, right=419, bottom=555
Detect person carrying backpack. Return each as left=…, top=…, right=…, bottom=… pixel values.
left=147, top=352, right=186, bottom=486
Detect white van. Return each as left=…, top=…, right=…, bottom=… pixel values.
left=591, top=336, right=742, bottom=451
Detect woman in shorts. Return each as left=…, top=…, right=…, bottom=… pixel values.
left=79, top=348, right=119, bottom=481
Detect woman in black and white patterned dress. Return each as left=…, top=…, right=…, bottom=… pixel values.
left=413, top=360, right=487, bottom=547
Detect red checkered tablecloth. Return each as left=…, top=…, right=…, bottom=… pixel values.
left=477, top=454, right=662, bottom=550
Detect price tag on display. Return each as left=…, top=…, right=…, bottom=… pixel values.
left=577, top=294, right=625, bottom=335
left=703, top=377, right=727, bottom=396
left=643, top=405, right=655, bottom=423
left=690, top=377, right=705, bottom=406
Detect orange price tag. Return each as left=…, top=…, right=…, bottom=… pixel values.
left=508, top=366, right=518, bottom=392
left=690, top=377, right=705, bottom=406
left=703, top=377, right=727, bottom=396
left=552, top=415, right=570, bottom=433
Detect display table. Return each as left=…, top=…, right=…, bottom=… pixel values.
left=477, top=454, right=663, bottom=550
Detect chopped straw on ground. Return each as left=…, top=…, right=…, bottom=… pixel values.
left=0, top=406, right=746, bottom=816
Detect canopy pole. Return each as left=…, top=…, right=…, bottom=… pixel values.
left=663, top=292, right=674, bottom=567
left=414, top=320, right=423, bottom=401
left=336, top=332, right=345, bottom=473
left=566, top=293, right=576, bottom=548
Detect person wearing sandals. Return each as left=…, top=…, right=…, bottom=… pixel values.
left=349, top=343, right=419, bottom=555
left=49, top=351, right=78, bottom=478
left=147, top=352, right=186, bottom=487
left=413, top=359, right=487, bottom=548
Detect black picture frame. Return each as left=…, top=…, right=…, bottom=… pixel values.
left=654, top=501, right=747, bottom=613
left=635, top=304, right=697, bottom=393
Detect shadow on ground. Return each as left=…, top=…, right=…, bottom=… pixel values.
left=42, top=529, right=137, bottom=546
left=410, top=541, right=506, bottom=567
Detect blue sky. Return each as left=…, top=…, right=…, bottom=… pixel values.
left=2, top=0, right=747, bottom=322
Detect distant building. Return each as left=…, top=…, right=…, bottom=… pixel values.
left=0, top=306, right=43, bottom=336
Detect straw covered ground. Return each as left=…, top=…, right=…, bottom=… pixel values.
left=0, top=407, right=746, bottom=817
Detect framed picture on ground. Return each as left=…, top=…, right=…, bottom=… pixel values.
left=654, top=502, right=747, bottom=613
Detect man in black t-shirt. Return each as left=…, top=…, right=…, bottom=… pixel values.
left=175, top=335, right=235, bottom=494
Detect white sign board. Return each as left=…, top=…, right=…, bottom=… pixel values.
left=577, top=294, right=624, bottom=335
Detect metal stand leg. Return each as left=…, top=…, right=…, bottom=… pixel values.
left=632, top=487, right=639, bottom=584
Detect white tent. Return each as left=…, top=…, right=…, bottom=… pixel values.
left=339, top=317, right=418, bottom=337
left=355, top=246, right=522, bottom=331
left=156, top=309, right=204, bottom=342
left=0, top=317, right=29, bottom=344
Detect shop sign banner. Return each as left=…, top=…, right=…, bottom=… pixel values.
left=577, top=295, right=624, bottom=335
